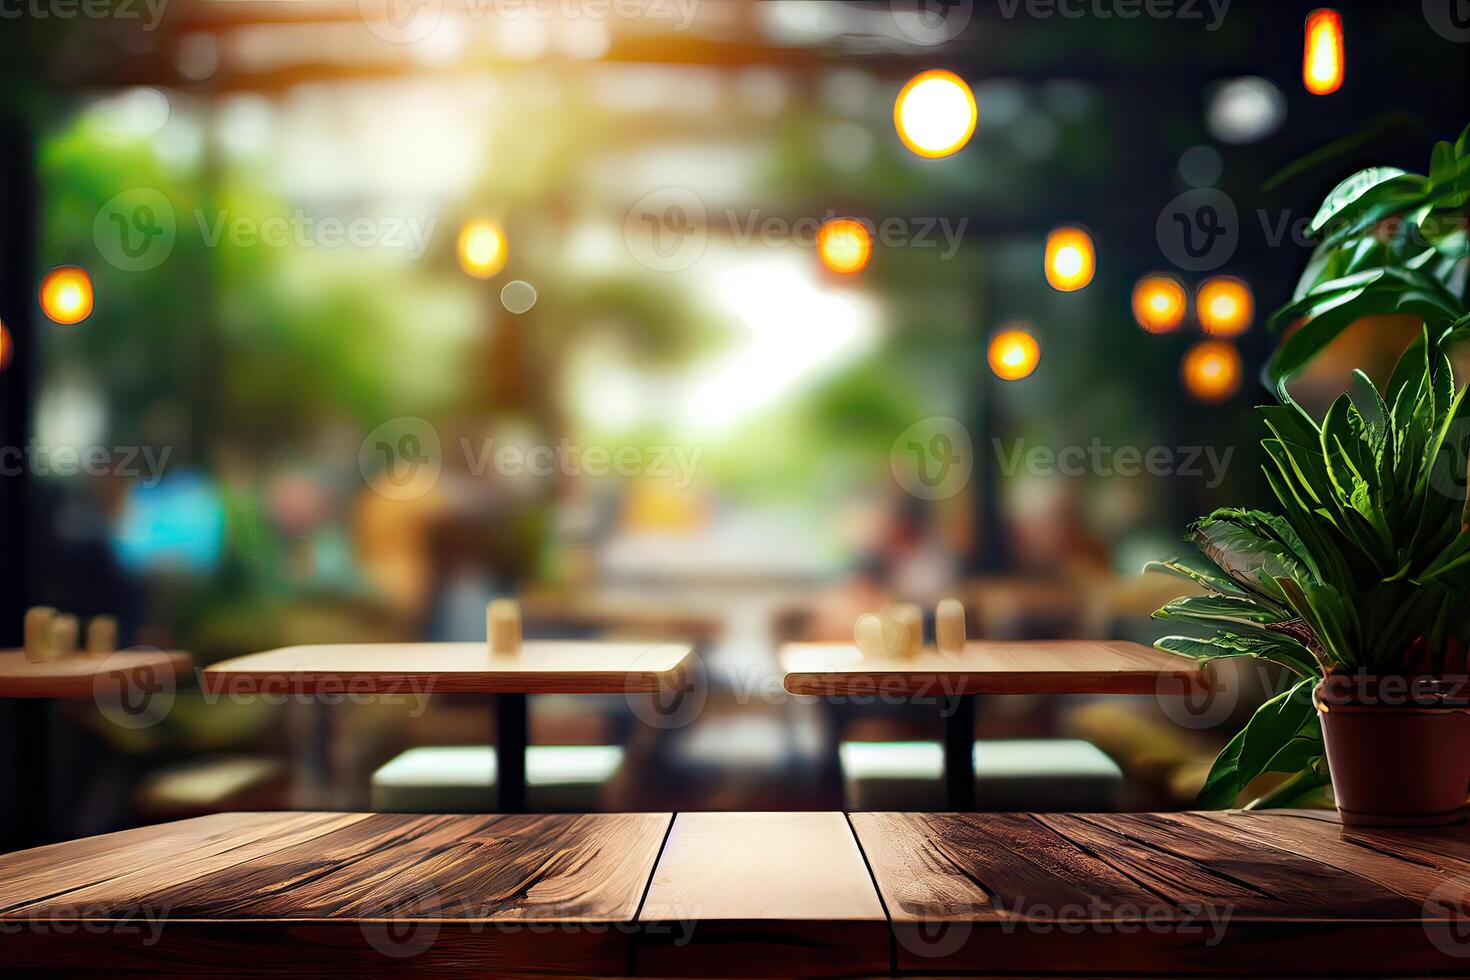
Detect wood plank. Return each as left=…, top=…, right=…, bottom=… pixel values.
left=0, top=648, right=192, bottom=699
left=1038, top=812, right=1421, bottom=917
left=1188, top=810, right=1470, bottom=907
left=636, top=812, right=888, bottom=977
left=853, top=811, right=1470, bottom=976
left=0, top=812, right=364, bottom=914
left=202, top=641, right=692, bottom=695
left=780, top=639, right=1207, bottom=697
left=3, top=812, right=671, bottom=977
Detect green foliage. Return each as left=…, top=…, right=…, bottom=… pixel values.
left=1267, top=125, right=1470, bottom=380
left=1152, top=329, right=1470, bottom=808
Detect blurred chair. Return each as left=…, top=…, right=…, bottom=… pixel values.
left=369, top=744, right=624, bottom=812
left=840, top=738, right=1122, bottom=811
left=133, top=755, right=289, bottom=821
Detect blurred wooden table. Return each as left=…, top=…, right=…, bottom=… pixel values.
left=0, top=648, right=193, bottom=699
left=2, top=808, right=1465, bottom=977
left=781, top=640, right=1209, bottom=809
left=1, top=648, right=193, bottom=847
left=203, top=641, right=693, bottom=812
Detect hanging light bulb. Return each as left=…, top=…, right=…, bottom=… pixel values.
left=816, top=218, right=873, bottom=275
left=1132, top=275, right=1187, bottom=334
left=894, top=70, right=977, bottom=159
left=988, top=325, right=1041, bottom=381
left=1197, top=276, right=1253, bottom=337
left=39, top=266, right=94, bottom=325
left=1044, top=226, right=1095, bottom=292
left=1303, top=9, right=1344, bottom=95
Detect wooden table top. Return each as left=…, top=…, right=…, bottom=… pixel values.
left=202, top=641, right=693, bottom=695
left=3, top=809, right=1468, bottom=977
left=781, top=639, right=1208, bottom=696
left=0, top=648, right=193, bottom=699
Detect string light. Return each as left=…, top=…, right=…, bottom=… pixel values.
left=816, top=218, right=873, bottom=275
left=1044, top=226, right=1095, bottom=292
left=1182, top=341, right=1242, bottom=402
left=457, top=219, right=508, bottom=279
left=1197, top=276, right=1253, bottom=337
left=894, top=70, right=977, bottom=159
left=988, top=326, right=1041, bottom=381
left=39, top=266, right=94, bottom=325
left=1303, top=9, right=1344, bottom=95
left=1132, top=275, right=1187, bottom=334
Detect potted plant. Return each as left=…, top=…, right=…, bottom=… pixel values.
left=1149, top=126, right=1470, bottom=824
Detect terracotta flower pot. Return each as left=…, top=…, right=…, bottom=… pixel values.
left=1315, top=676, right=1470, bottom=827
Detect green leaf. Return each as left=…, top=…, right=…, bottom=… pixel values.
left=1198, top=677, right=1318, bottom=809
left=1155, top=632, right=1319, bottom=677
left=1155, top=594, right=1292, bottom=629
left=1142, top=557, right=1251, bottom=598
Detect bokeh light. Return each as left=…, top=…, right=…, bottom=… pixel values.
left=816, top=218, right=873, bottom=275
left=894, top=70, right=977, bottom=159
left=1197, top=276, right=1253, bottom=336
left=39, top=266, right=94, bottom=325
left=1044, top=226, right=1095, bottom=292
left=457, top=219, right=508, bottom=279
left=1182, top=341, right=1242, bottom=402
left=1132, top=275, right=1187, bottom=334
left=0, top=321, right=11, bottom=370
left=988, top=326, right=1041, bottom=381
left=1303, top=9, right=1344, bottom=95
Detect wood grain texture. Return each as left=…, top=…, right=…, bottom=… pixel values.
left=781, top=639, right=1207, bottom=696
left=2, top=812, right=671, bottom=976
left=852, top=810, right=1470, bottom=976
left=636, top=812, right=888, bottom=978
left=0, top=648, right=193, bottom=699
left=202, top=641, right=692, bottom=695
left=10, top=809, right=1470, bottom=977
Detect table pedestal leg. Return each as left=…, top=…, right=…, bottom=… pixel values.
left=13, top=698, right=53, bottom=848
left=495, top=693, right=528, bottom=813
left=943, top=693, right=976, bottom=811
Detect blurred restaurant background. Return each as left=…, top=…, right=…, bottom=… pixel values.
left=2, top=0, right=1468, bottom=842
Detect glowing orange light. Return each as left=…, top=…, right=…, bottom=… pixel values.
left=1182, top=341, right=1242, bottom=402
left=894, top=69, right=977, bottom=159
left=1132, top=275, right=1187, bottom=334
left=988, top=326, right=1041, bottom=381
left=1044, top=226, right=1095, bottom=292
left=39, top=266, right=94, bottom=325
left=1303, top=9, right=1344, bottom=95
left=817, top=218, right=873, bottom=275
left=457, top=219, right=508, bottom=279
left=0, top=321, right=11, bottom=371
left=1197, top=276, right=1254, bottom=336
